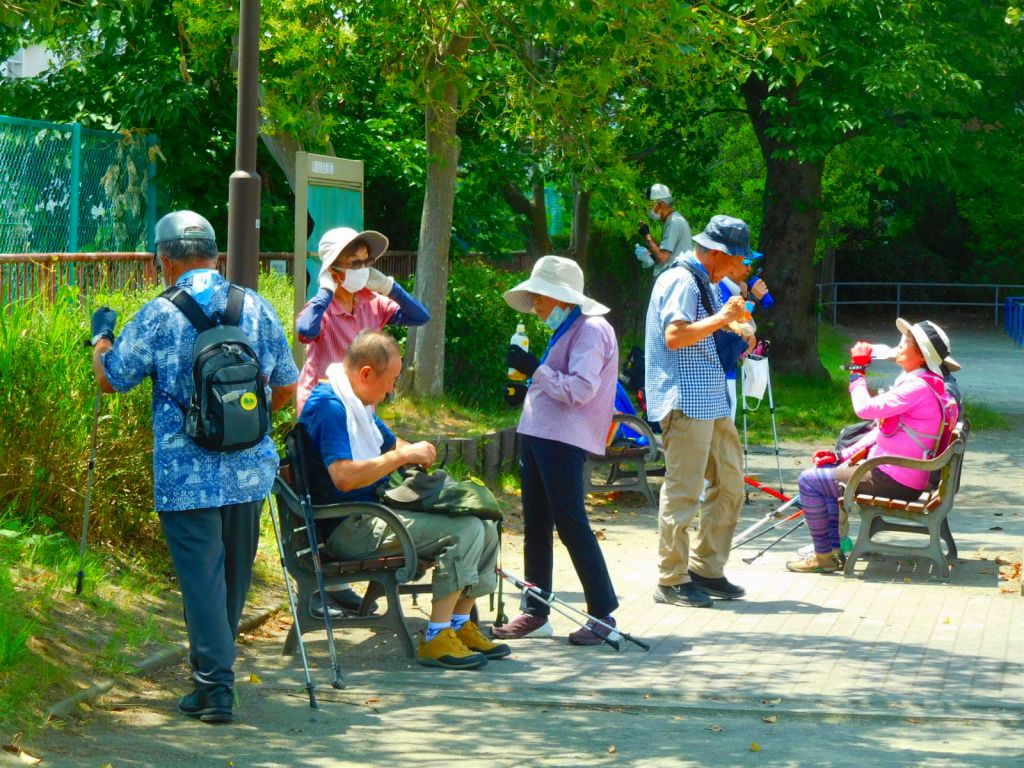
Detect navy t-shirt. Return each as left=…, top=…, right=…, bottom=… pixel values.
left=298, top=383, right=398, bottom=511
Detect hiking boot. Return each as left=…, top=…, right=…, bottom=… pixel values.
left=653, top=582, right=713, bottom=608
left=417, top=628, right=488, bottom=670
left=786, top=551, right=842, bottom=574
left=688, top=571, right=746, bottom=600
left=456, top=621, right=511, bottom=659
left=568, top=616, right=620, bottom=648
left=178, top=687, right=233, bottom=724
left=489, top=613, right=554, bottom=639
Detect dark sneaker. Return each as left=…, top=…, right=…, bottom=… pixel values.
left=178, top=688, right=233, bottom=724
left=568, top=616, right=620, bottom=648
left=309, top=591, right=346, bottom=620
left=653, top=582, right=714, bottom=608
left=688, top=570, right=746, bottom=599
left=490, top=613, right=554, bottom=639
left=310, top=588, right=380, bottom=619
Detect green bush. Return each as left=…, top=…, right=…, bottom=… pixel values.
left=0, top=271, right=296, bottom=552
left=444, top=259, right=546, bottom=408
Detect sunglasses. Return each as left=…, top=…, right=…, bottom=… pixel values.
left=330, top=255, right=374, bottom=271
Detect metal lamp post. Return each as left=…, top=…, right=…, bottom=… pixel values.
left=227, top=0, right=261, bottom=290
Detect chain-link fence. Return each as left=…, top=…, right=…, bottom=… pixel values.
left=0, top=114, right=156, bottom=255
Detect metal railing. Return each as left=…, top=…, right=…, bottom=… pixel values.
left=0, top=250, right=533, bottom=305
left=817, top=282, right=1024, bottom=328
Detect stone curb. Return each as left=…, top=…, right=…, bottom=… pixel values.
left=45, top=604, right=283, bottom=720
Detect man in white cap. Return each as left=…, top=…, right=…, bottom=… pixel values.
left=645, top=215, right=755, bottom=609
left=493, top=255, right=621, bottom=645
left=295, top=227, right=430, bottom=415
left=636, top=184, right=693, bottom=277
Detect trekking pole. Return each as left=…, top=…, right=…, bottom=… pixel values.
left=289, top=434, right=346, bottom=690
left=75, top=387, right=103, bottom=595
left=732, top=480, right=802, bottom=549
left=496, top=567, right=650, bottom=652
left=764, top=358, right=785, bottom=495
left=267, top=493, right=318, bottom=709
left=742, top=518, right=806, bottom=565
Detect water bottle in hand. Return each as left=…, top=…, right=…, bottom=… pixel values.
left=870, top=343, right=897, bottom=361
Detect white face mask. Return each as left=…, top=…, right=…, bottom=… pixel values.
left=342, top=267, right=370, bottom=293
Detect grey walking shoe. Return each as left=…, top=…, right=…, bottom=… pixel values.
left=653, top=582, right=714, bottom=608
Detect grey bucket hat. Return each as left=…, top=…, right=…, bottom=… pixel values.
left=383, top=469, right=451, bottom=508
left=692, top=215, right=753, bottom=260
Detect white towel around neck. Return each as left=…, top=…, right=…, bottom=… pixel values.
left=325, top=363, right=384, bottom=461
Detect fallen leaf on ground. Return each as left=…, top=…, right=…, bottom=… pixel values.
left=365, top=698, right=381, bottom=704
left=1, top=746, right=42, bottom=765
left=77, top=702, right=92, bottom=712
left=249, top=673, right=261, bottom=684
left=762, top=714, right=778, bottom=723
left=905, top=718, right=923, bottom=725
left=594, top=529, right=606, bottom=540
left=643, top=693, right=652, bottom=700
left=608, top=745, right=617, bottom=753
left=761, top=697, right=782, bottom=706
left=708, top=725, right=725, bottom=733
left=751, top=742, right=762, bottom=752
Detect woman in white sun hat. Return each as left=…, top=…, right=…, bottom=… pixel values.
left=492, top=255, right=621, bottom=647
left=786, top=318, right=961, bottom=574
left=295, top=227, right=430, bottom=415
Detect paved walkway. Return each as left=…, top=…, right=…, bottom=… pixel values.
left=23, top=327, right=1024, bottom=766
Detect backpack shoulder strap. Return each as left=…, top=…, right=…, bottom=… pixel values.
left=161, top=286, right=214, bottom=333
left=222, top=284, right=245, bottom=327
left=677, top=260, right=715, bottom=317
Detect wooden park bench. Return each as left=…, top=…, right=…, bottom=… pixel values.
left=271, top=425, right=433, bottom=660
left=583, top=413, right=662, bottom=508
left=842, top=420, right=970, bottom=578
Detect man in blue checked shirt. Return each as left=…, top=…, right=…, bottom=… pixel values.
left=90, top=210, right=298, bottom=724
left=644, top=215, right=755, bottom=610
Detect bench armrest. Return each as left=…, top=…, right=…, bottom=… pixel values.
left=271, top=477, right=420, bottom=584
left=842, top=439, right=965, bottom=512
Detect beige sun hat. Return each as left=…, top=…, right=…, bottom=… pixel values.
left=895, top=318, right=961, bottom=374
left=317, top=227, right=389, bottom=275
left=503, top=255, right=609, bottom=316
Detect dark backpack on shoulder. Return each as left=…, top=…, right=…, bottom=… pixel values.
left=162, top=284, right=269, bottom=452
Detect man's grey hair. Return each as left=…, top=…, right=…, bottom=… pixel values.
left=345, top=329, right=400, bottom=374
left=157, top=238, right=218, bottom=263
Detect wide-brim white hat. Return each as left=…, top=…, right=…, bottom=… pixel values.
left=503, top=255, right=609, bottom=316
left=896, top=318, right=961, bottom=375
left=317, top=227, right=389, bottom=275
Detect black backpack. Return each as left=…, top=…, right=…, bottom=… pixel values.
left=162, top=284, right=269, bottom=452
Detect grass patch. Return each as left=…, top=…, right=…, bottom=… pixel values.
left=378, top=395, right=519, bottom=440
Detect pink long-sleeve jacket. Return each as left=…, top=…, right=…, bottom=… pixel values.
left=839, top=369, right=959, bottom=491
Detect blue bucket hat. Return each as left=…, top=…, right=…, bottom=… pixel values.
left=692, top=215, right=753, bottom=260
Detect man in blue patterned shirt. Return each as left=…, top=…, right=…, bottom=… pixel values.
left=90, top=211, right=298, bottom=723
left=644, top=215, right=755, bottom=610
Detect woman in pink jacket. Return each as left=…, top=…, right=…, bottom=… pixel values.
left=786, top=319, right=960, bottom=573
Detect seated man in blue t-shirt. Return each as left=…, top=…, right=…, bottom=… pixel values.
left=298, top=329, right=508, bottom=670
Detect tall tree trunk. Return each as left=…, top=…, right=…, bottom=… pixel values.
left=566, top=181, right=591, bottom=270
left=409, top=41, right=468, bottom=398
left=500, top=172, right=553, bottom=257
left=743, top=76, right=828, bottom=378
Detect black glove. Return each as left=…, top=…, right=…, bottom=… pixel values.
left=638, top=222, right=650, bottom=238
left=504, top=381, right=528, bottom=408
left=90, top=307, right=118, bottom=346
left=507, top=345, right=540, bottom=377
